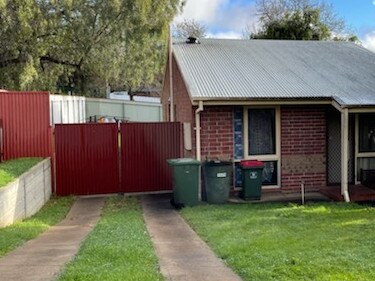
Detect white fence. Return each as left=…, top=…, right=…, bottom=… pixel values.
left=50, top=95, right=86, bottom=124
left=85, top=97, right=162, bottom=122
left=50, top=94, right=162, bottom=124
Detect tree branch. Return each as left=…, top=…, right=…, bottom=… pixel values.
left=0, top=57, right=23, bottom=68
left=0, top=55, right=80, bottom=69
left=40, top=56, right=80, bottom=68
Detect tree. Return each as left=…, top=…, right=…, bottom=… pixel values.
left=247, top=0, right=355, bottom=41
left=173, top=19, right=207, bottom=39
left=251, top=6, right=331, bottom=40
left=0, top=0, right=182, bottom=96
left=256, top=0, right=345, bottom=33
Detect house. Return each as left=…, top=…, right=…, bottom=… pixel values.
left=162, top=38, right=375, bottom=202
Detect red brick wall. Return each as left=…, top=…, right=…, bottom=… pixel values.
left=200, top=107, right=234, bottom=160
left=281, top=106, right=326, bottom=191
left=162, top=55, right=195, bottom=157
left=162, top=56, right=193, bottom=123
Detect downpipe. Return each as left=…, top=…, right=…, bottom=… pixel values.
left=195, top=101, right=204, bottom=200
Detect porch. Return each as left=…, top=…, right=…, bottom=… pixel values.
left=321, top=185, right=375, bottom=202
left=229, top=190, right=330, bottom=204
left=229, top=185, right=375, bottom=204
left=328, top=106, right=375, bottom=202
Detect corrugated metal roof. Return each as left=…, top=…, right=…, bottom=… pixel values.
left=172, top=39, right=375, bottom=106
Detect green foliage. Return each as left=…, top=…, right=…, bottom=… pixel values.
left=0, top=157, right=42, bottom=188
left=0, top=0, right=181, bottom=96
left=333, top=35, right=360, bottom=43
left=57, top=196, right=164, bottom=281
left=181, top=203, right=375, bottom=281
left=250, top=0, right=356, bottom=41
left=252, top=7, right=331, bottom=40
left=0, top=196, right=74, bottom=257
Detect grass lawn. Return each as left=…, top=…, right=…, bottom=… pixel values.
left=181, top=202, right=375, bottom=281
left=0, top=196, right=74, bottom=257
left=57, top=196, right=163, bottom=281
left=0, top=157, right=42, bottom=188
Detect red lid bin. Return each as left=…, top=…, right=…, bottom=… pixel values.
left=240, top=160, right=264, bottom=168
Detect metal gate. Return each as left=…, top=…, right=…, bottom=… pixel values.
left=121, top=122, right=182, bottom=193
left=55, top=122, right=182, bottom=195
left=55, top=123, right=120, bottom=196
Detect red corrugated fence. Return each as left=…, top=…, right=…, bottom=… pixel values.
left=54, top=122, right=182, bottom=195
left=0, top=90, right=183, bottom=195
left=121, top=122, right=182, bottom=193
left=0, top=91, right=51, bottom=160
left=55, top=123, right=120, bottom=196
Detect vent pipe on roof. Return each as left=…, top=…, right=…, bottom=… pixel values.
left=186, top=36, right=199, bottom=44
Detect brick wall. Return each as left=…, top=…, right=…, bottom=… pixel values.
left=281, top=106, right=326, bottom=191
left=162, top=55, right=195, bottom=157
left=162, top=56, right=193, bottom=124
left=200, top=107, right=234, bottom=160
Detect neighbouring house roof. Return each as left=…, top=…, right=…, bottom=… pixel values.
left=172, top=38, right=375, bottom=107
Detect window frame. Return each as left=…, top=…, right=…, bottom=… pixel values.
left=358, top=113, right=375, bottom=153
left=243, top=106, right=281, bottom=189
left=355, top=114, right=375, bottom=183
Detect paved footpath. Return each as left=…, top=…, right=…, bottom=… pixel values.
left=142, top=195, right=243, bottom=281
left=0, top=197, right=105, bottom=281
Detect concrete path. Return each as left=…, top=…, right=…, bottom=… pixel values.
left=142, top=195, right=242, bottom=281
left=0, top=197, right=105, bottom=281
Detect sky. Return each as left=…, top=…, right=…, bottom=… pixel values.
left=174, top=0, right=375, bottom=52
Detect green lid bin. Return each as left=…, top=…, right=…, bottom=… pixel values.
left=203, top=161, right=232, bottom=204
left=167, top=158, right=201, bottom=207
left=240, top=160, right=264, bottom=200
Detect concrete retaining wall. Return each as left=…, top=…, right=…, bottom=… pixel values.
left=0, top=158, right=51, bottom=228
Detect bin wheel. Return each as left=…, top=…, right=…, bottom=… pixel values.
left=170, top=198, right=185, bottom=210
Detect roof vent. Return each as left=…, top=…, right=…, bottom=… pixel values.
left=186, top=36, right=199, bottom=44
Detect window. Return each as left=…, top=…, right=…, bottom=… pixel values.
left=262, top=161, right=278, bottom=185
left=244, top=107, right=280, bottom=188
left=355, top=114, right=375, bottom=184
left=248, top=109, right=276, bottom=155
left=359, top=114, right=375, bottom=153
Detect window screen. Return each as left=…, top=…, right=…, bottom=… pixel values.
left=248, top=109, right=276, bottom=155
